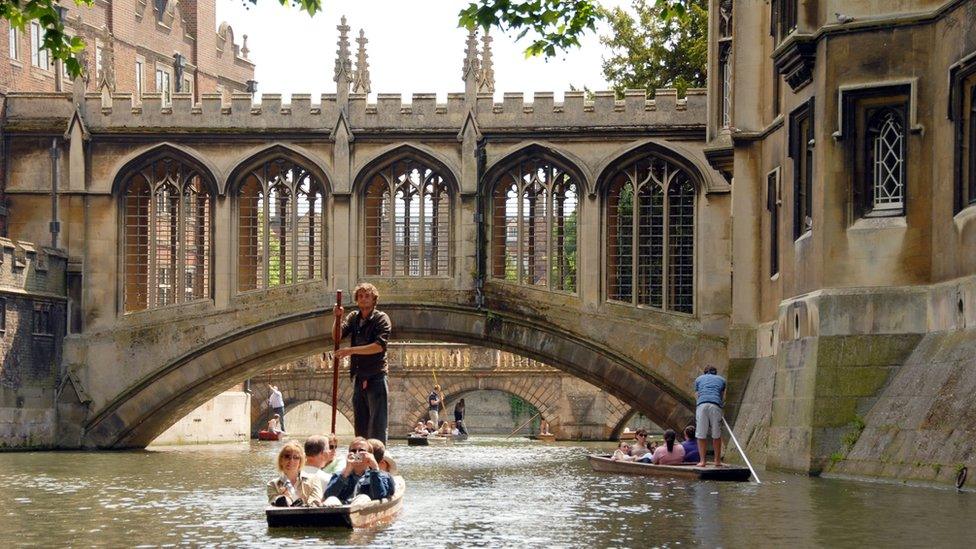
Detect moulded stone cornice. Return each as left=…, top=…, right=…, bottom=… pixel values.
left=772, top=34, right=817, bottom=92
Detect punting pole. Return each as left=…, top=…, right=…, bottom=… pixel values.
left=330, top=289, right=343, bottom=434
left=723, top=417, right=761, bottom=484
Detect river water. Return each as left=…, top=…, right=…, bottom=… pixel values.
left=0, top=438, right=971, bottom=547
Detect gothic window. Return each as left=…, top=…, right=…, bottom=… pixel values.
left=718, top=0, right=733, bottom=39
left=951, top=59, right=976, bottom=212
left=606, top=154, right=696, bottom=314
left=969, top=84, right=976, bottom=207
left=490, top=157, right=578, bottom=292
left=719, top=43, right=733, bottom=129
left=364, top=158, right=451, bottom=277
left=236, top=158, right=326, bottom=291
left=866, top=109, right=906, bottom=212
left=789, top=98, right=814, bottom=238
left=121, top=156, right=212, bottom=313
left=770, top=0, right=797, bottom=44
left=766, top=169, right=781, bottom=277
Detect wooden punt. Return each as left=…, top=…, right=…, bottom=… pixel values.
left=528, top=433, right=556, bottom=442
left=618, top=431, right=637, bottom=441
left=406, top=435, right=451, bottom=446
left=257, top=430, right=282, bottom=441
left=587, top=454, right=752, bottom=482
left=266, top=476, right=405, bottom=529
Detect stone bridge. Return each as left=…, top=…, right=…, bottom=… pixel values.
left=3, top=25, right=731, bottom=449
left=249, top=343, right=639, bottom=440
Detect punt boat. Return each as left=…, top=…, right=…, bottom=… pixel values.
left=587, top=454, right=752, bottom=481
left=265, top=476, right=405, bottom=529
left=406, top=435, right=451, bottom=446
left=257, top=430, right=282, bottom=441
left=528, top=433, right=556, bottom=442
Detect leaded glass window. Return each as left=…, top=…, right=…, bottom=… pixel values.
left=121, top=156, right=212, bottom=313
left=364, top=158, right=451, bottom=277
left=868, top=109, right=905, bottom=211
left=236, top=158, right=326, bottom=291
left=606, top=154, right=696, bottom=314
left=490, top=157, right=578, bottom=292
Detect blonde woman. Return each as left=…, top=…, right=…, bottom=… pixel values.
left=267, top=441, right=323, bottom=507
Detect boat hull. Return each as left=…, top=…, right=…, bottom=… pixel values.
left=407, top=436, right=451, bottom=446
left=266, top=476, right=405, bottom=529
left=529, top=434, right=556, bottom=442
left=257, top=430, right=281, bottom=441
left=587, top=455, right=752, bottom=482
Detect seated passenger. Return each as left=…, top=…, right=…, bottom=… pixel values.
left=681, top=425, right=700, bottom=463
left=631, top=429, right=652, bottom=456
left=321, top=433, right=346, bottom=476
left=267, top=441, right=323, bottom=507
left=611, top=441, right=636, bottom=462
left=425, top=420, right=437, bottom=434
left=540, top=420, right=551, bottom=436
left=649, top=429, right=686, bottom=465
left=438, top=421, right=452, bottom=436
left=413, top=421, right=427, bottom=435
left=323, top=437, right=395, bottom=505
left=303, top=435, right=333, bottom=490
left=368, top=437, right=399, bottom=475
left=267, top=414, right=284, bottom=434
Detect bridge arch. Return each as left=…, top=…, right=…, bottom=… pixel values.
left=406, top=378, right=560, bottom=432
left=250, top=388, right=356, bottom=437
left=81, top=304, right=695, bottom=449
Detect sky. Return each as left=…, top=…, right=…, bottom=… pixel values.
left=215, top=0, right=630, bottom=102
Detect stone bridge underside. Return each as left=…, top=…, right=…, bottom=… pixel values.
left=249, top=343, right=636, bottom=440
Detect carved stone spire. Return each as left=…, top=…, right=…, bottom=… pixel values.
left=334, top=16, right=353, bottom=104
left=462, top=28, right=481, bottom=99
left=478, top=32, right=494, bottom=93
left=352, top=29, right=371, bottom=95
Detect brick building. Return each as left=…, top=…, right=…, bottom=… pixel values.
left=0, top=0, right=254, bottom=99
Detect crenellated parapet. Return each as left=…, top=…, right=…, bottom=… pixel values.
left=42, top=87, right=708, bottom=133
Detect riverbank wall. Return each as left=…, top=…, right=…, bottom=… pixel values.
left=730, top=274, right=976, bottom=487
left=150, top=390, right=251, bottom=446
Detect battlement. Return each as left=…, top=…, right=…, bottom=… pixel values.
left=0, top=87, right=707, bottom=135
left=0, top=236, right=68, bottom=298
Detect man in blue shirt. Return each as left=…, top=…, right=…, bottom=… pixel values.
left=694, top=366, right=726, bottom=467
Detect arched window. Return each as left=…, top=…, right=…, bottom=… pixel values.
left=490, top=158, right=578, bottom=292
left=363, top=158, right=451, bottom=277
left=121, top=156, right=212, bottom=313
left=867, top=108, right=905, bottom=212
left=237, top=158, right=326, bottom=292
left=606, top=154, right=695, bottom=314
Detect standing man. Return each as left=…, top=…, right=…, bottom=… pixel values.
left=268, top=384, right=285, bottom=432
left=694, top=366, right=726, bottom=467
left=334, top=283, right=392, bottom=444
left=428, top=384, right=442, bottom=426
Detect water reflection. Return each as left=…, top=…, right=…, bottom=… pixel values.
left=0, top=438, right=970, bottom=547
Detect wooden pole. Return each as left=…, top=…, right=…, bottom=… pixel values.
left=505, top=410, right=543, bottom=439
left=330, top=289, right=343, bottom=434
left=723, top=417, right=761, bottom=484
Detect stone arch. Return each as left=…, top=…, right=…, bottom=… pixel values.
left=351, top=143, right=461, bottom=196
left=110, top=142, right=221, bottom=197
left=482, top=141, right=593, bottom=197
left=81, top=303, right=695, bottom=449
left=224, top=143, right=334, bottom=196
left=250, top=383, right=356, bottom=437
left=404, top=377, right=561, bottom=432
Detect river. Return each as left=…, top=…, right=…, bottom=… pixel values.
left=0, top=438, right=970, bottom=547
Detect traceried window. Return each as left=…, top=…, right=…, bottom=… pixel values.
left=866, top=108, right=906, bottom=212
left=770, top=0, right=797, bottom=44
left=766, top=169, right=781, bottom=277
left=490, top=157, right=578, bottom=292
left=789, top=99, right=814, bottom=237
left=968, top=84, right=976, bottom=208
left=606, top=154, right=696, bottom=314
left=364, top=158, right=451, bottom=277
left=30, top=22, right=49, bottom=69
left=121, top=156, right=212, bottom=313
left=717, top=0, right=733, bottom=130
left=236, top=158, right=326, bottom=291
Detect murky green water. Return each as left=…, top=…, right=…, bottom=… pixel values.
left=0, top=438, right=970, bottom=547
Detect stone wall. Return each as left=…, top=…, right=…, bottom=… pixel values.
left=150, top=391, right=251, bottom=446
left=0, top=238, right=68, bottom=449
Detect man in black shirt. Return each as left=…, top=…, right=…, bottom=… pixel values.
left=334, top=283, right=392, bottom=444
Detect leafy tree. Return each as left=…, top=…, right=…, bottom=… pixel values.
left=599, top=0, right=707, bottom=96
left=4, top=0, right=606, bottom=79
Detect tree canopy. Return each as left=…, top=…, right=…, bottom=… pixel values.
left=599, top=0, right=707, bottom=96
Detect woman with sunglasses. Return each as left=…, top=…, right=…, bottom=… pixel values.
left=631, top=429, right=652, bottom=456
left=267, top=441, right=323, bottom=507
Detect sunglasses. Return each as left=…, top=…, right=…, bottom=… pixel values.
left=351, top=448, right=369, bottom=454
left=283, top=454, right=301, bottom=460
left=329, top=445, right=338, bottom=450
